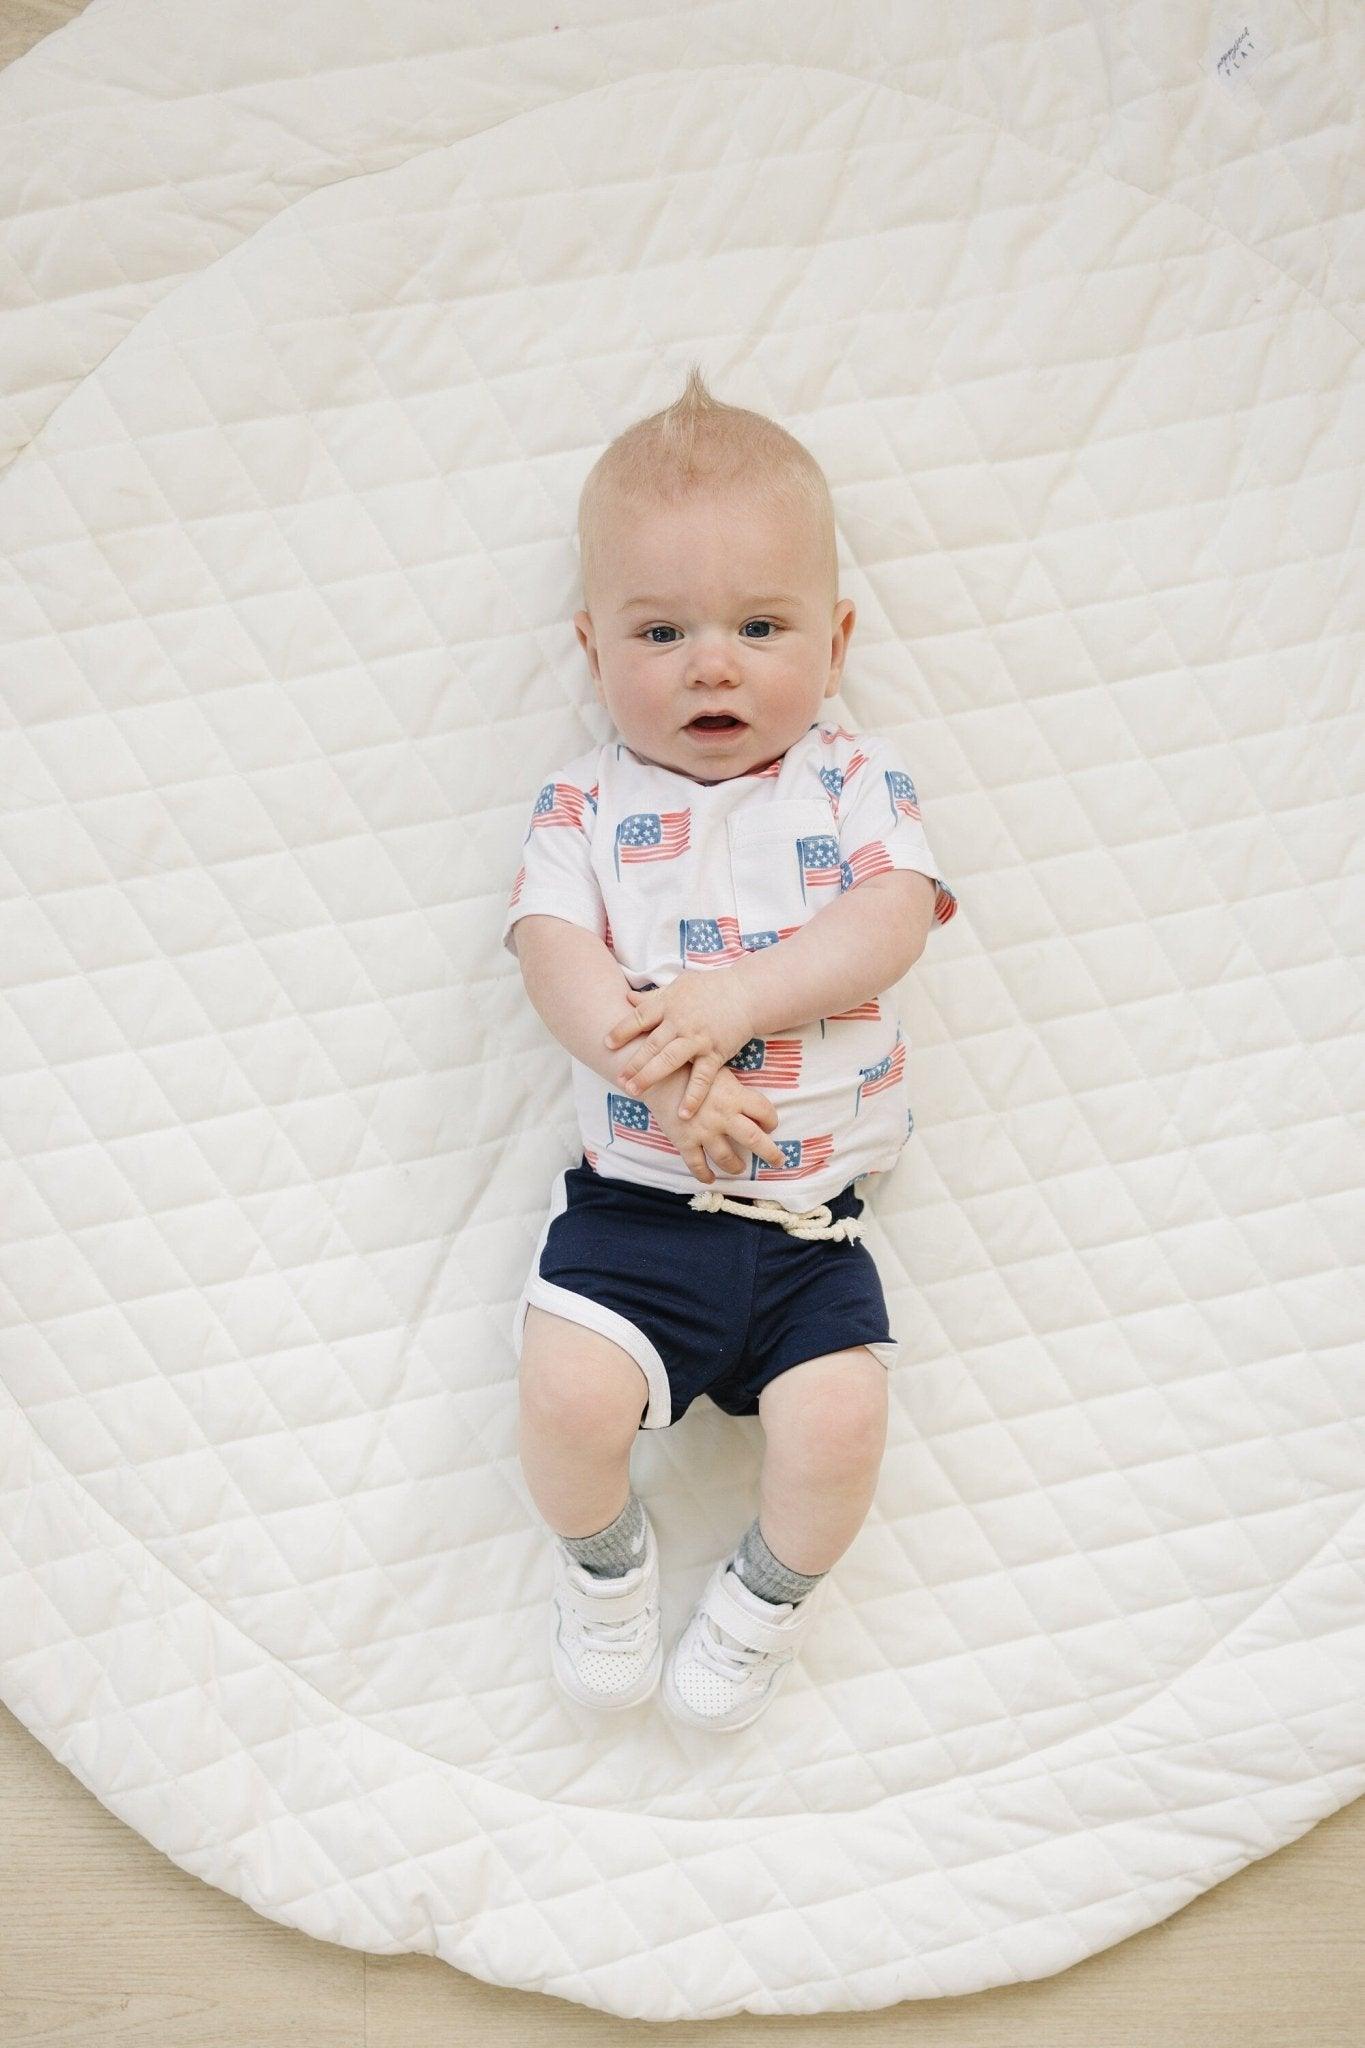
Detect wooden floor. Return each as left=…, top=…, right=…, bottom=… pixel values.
left=1, top=1, right=1361, bottom=2039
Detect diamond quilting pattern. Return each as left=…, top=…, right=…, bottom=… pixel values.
left=1, top=0, right=1362, bottom=2024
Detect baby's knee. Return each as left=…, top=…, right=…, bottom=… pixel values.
left=765, top=1360, right=888, bottom=1468
left=518, top=1318, right=647, bottom=1445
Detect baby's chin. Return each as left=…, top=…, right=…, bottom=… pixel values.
left=630, top=730, right=793, bottom=780
left=680, top=752, right=759, bottom=783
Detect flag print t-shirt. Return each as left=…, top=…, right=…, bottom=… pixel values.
left=500, top=720, right=958, bottom=1213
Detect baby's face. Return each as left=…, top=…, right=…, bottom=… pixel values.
left=573, top=491, right=854, bottom=784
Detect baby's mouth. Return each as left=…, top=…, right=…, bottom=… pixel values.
left=687, top=714, right=746, bottom=732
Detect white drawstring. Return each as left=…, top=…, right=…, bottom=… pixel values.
left=687, top=1189, right=864, bottom=1242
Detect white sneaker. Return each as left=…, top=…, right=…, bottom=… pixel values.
left=661, top=1556, right=827, bottom=1732
left=549, top=1507, right=661, bottom=1711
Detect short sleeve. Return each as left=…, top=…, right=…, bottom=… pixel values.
left=835, top=733, right=958, bottom=928
left=501, top=771, right=607, bottom=958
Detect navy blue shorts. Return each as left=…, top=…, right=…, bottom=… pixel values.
left=512, top=1156, right=900, bottom=1430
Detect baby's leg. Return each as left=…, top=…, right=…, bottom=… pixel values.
left=517, top=1304, right=649, bottom=1538
left=754, top=1348, right=889, bottom=1574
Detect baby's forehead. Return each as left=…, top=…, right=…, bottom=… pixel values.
left=613, top=571, right=819, bottom=610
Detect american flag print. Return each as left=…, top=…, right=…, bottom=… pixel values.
left=740, top=924, right=803, bottom=952
left=796, top=832, right=843, bottom=901
left=841, top=840, right=895, bottom=890
left=885, top=768, right=921, bottom=821
left=813, top=1001, right=881, bottom=1045
left=749, top=1133, right=835, bottom=1180
left=828, top=734, right=957, bottom=924
left=855, top=1033, right=906, bottom=1111
left=727, top=1037, right=803, bottom=1088
left=529, top=780, right=590, bottom=833
left=614, top=807, right=691, bottom=877
left=841, top=842, right=958, bottom=924
left=842, top=745, right=871, bottom=787
left=607, top=1092, right=677, bottom=1154
left=679, top=915, right=745, bottom=964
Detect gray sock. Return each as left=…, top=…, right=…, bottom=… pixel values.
left=558, top=1489, right=647, bottom=1578
left=731, top=1516, right=826, bottom=1608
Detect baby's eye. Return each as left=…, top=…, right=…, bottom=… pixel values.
left=742, top=620, right=776, bottom=638
left=643, top=626, right=679, bottom=644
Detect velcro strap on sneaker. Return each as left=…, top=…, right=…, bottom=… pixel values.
left=706, top=1572, right=805, bottom=1652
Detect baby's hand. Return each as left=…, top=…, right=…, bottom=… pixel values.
left=603, top=969, right=757, bottom=1121
left=641, top=1062, right=783, bottom=1185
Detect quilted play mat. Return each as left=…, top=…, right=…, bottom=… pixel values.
left=2, top=0, right=1362, bottom=2023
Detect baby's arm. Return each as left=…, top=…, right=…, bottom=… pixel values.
left=729, top=871, right=937, bottom=1038
left=513, top=916, right=660, bottom=1088
left=513, top=916, right=781, bottom=1170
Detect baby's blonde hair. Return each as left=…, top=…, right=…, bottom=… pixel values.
left=577, top=363, right=838, bottom=614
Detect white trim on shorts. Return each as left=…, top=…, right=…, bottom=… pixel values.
left=511, top=1165, right=673, bottom=1429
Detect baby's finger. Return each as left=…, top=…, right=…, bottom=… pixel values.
left=618, top=1027, right=672, bottom=1083
left=710, top=1142, right=745, bottom=1175
left=616, top=1035, right=658, bottom=1083
left=742, top=1117, right=784, bottom=1167
left=623, top=1037, right=689, bottom=1095
left=681, top=1138, right=715, bottom=1184
left=676, top=1052, right=723, bottom=1120
left=603, top=1008, right=647, bottom=1049
left=619, top=988, right=663, bottom=1033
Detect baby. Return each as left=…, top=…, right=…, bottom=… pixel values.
left=503, top=365, right=957, bottom=1732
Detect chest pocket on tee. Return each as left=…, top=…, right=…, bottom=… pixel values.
left=728, top=800, right=841, bottom=951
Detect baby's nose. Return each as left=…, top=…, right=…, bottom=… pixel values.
left=688, top=646, right=740, bottom=680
